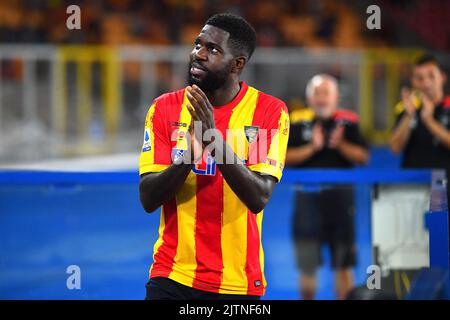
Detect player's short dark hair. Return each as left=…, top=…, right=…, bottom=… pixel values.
left=414, top=53, right=441, bottom=69
left=205, top=13, right=256, bottom=60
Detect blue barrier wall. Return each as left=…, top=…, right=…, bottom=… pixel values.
left=0, top=168, right=433, bottom=300
left=0, top=181, right=156, bottom=299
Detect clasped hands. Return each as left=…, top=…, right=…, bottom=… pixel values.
left=178, top=85, right=221, bottom=164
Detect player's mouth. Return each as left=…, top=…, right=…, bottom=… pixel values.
left=190, top=63, right=207, bottom=77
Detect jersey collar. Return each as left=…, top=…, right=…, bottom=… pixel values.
left=213, top=81, right=249, bottom=110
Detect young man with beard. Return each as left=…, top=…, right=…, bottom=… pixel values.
left=139, top=13, right=290, bottom=300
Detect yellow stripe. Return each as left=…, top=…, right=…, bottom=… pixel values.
left=256, top=212, right=267, bottom=289
left=219, top=87, right=259, bottom=293
left=54, top=49, right=67, bottom=139
left=139, top=164, right=169, bottom=175
left=401, top=272, right=411, bottom=292
left=169, top=172, right=197, bottom=286
left=249, top=108, right=290, bottom=181
left=248, top=163, right=281, bottom=181
left=225, top=87, right=259, bottom=159
left=149, top=209, right=166, bottom=276
left=76, top=57, right=92, bottom=140
left=175, top=90, right=193, bottom=151
left=102, top=49, right=120, bottom=139
left=219, top=182, right=249, bottom=293
left=138, top=103, right=157, bottom=174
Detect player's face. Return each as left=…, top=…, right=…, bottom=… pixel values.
left=308, top=80, right=338, bottom=119
left=188, top=25, right=235, bottom=92
left=412, top=62, right=446, bottom=102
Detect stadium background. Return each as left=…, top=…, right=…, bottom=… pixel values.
left=0, top=0, right=449, bottom=299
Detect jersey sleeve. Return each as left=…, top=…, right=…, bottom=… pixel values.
left=138, top=101, right=172, bottom=176
left=247, top=102, right=290, bottom=182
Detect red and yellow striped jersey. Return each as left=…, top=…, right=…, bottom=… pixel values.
left=139, top=82, right=289, bottom=296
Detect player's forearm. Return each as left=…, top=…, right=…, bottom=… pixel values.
left=422, top=116, right=450, bottom=149
left=212, top=137, right=276, bottom=214
left=389, top=114, right=413, bottom=153
left=219, top=163, right=276, bottom=214
left=139, top=163, right=192, bottom=213
left=337, top=140, right=369, bottom=164
left=285, top=143, right=315, bottom=165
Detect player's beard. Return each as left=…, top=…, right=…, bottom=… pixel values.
left=187, top=62, right=232, bottom=92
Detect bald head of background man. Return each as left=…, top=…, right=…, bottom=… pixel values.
left=306, top=74, right=339, bottom=120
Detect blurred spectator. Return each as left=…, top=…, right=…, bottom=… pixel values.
left=285, top=74, right=369, bottom=300
left=0, top=0, right=389, bottom=48
left=389, top=53, right=450, bottom=211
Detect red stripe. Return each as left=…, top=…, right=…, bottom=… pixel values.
left=150, top=199, right=178, bottom=278
left=192, top=174, right=224, bottom=292
left=190, top=109, right=234, bottom=292
left=245, top=211, right=263, bottom=295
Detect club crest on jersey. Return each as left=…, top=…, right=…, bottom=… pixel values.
left=244, top=126, right=259, bottom=143
left=142, top=128, right=151, bottom=152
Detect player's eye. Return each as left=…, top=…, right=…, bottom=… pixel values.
left=210, top=47, right=219, bottom=54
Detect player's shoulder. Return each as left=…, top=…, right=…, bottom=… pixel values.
left=333, top=108, right=359, bottom=124
left=255, top=89, right=288, bottom=113
left=289, top=108, right=315, bottom=124
left=154, top=89, right=185, bottom=107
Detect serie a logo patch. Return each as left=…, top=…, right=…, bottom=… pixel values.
left=142, top=128, right=151, bottom=152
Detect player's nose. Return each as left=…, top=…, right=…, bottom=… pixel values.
left=192, top=46, right=208, bottom=62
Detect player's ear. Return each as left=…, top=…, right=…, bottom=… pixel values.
left=232, top=56, right=247, bottom=74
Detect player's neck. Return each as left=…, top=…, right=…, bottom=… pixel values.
left=206, top=80, right=241, bottom=107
